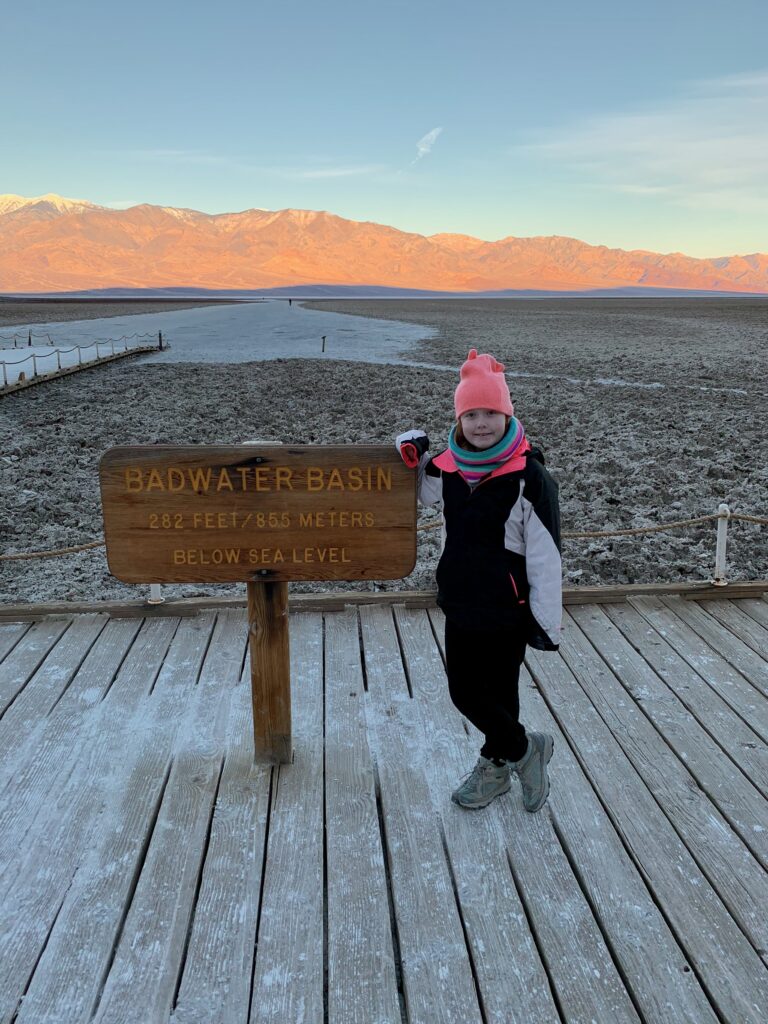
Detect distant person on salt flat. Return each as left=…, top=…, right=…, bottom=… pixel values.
left=397, top=350, right=562, bottom=812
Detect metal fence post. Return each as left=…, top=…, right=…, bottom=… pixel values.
left=713, top=503, right=730, bottom=586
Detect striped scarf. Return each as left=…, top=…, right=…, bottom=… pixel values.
left=448, top=417, right=528, bottom=484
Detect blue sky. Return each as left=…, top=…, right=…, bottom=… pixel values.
left=3, top=0, right=767, bottom=257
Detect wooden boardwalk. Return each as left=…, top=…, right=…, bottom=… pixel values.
left=0, top=594, right=766, bottom=1024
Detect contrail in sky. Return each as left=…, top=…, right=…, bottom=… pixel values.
left=413, top=126, right=443, bottom=163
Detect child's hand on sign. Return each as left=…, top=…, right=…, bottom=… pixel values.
left=395, top=429, right=429, bottom=468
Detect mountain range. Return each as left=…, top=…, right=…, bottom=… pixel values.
left=1, top=193, right=766, bottom=295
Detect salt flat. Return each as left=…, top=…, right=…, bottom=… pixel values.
left=1, top=297, right=766, bottom=604
left=2, top=299, right=437, bottom=366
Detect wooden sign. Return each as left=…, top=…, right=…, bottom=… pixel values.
left=100, top=444, right=417, bottom=764
left=99, top=445, right=416, bottom=584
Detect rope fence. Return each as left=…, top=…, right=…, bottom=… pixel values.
left=415, top=510, right=768, bottom=537
left=0, top=330, right=156, bottom=349
left=1, top=332, right=164, bottom=388
left=2, top=507, right=766, bottom=577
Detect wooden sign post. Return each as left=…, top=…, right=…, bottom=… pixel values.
left=100, top=445, right=416, bottom=763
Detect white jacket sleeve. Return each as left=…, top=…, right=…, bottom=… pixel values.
left=521, top=467, right=562, bottom=649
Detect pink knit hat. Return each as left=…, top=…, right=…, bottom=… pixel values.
left=454, top=349, right=514, bottom=419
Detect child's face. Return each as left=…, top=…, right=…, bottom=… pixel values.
left=460, top=409, right=507, bottom=449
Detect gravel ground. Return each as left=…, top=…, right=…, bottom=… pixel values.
left=0, top=299, right=236, bottom=329
left=2, top=298, right=767, bottom=605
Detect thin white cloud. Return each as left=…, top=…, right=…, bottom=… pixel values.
left=413, top=126, right=443, bottom=163
left=287, top=164, right=386, bottom=180
left=520, top=71, right=768, bottom=215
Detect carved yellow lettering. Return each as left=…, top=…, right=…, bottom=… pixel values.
left=167, top=468, right=185, bottom=492
left=173, top=549, right=186, bottom=564
left=327, top=468, right=344, bottom=490
left=216, top=468, right=233, bottom=491
left=377, top=468, right=392, bottom=491
left=351, top=512, right=362, bottom=527
left=125, top=468, right=144, bottom=492
left=365, top=512, right=375, bottom=527
left=306, top=467, right=324, bottom=491
left=342, top=548, right=351, bottom=562
left=273, top=548, right=284, bottom=563
left=187, top=467, right=212, bottom=492
left=276, top=467, right=294, bottom=490
left=254, top=468, right=270, bottom=491
left=299, top=512, right=313, bottom=528
left=146, top=468, right=165, bottom=491
left=347, top=467, right=363, bottom=491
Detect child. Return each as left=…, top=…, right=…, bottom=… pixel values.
left=397, top=349, right=562, bottom=812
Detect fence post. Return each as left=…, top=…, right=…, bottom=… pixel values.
left=32, top=354, right=37, bottom=377
left=158, top=331, right=163, bottom=351
left=78, top=347, right=82, bottom=366
left=713, top=503, right=730, bottom=586
left=28, top=331, right=31, bottom=346
left=147, top=584, right=165, bottom=605
left=2, top=362, right=6, bottom=387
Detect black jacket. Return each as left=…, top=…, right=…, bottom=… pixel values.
left=418, top=447, right=562, bottom=646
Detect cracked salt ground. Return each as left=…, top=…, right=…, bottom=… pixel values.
left=1, top=297, right=766, bottom=604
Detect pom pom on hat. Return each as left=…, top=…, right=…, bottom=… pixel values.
left=454, top=348, right=514, bottom=419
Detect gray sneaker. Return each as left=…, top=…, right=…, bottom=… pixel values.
left=451, top=756, right=511, bottom=809
left=510, top=733, right=554, bottom=812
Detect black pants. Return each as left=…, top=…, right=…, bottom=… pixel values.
left=445, top=618, right=528, bottom=763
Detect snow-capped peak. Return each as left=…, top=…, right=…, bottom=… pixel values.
left=0, top=193, right=101, bottom=215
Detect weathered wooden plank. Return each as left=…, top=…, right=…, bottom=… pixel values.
left=0, top=614, right=107, bottom=770
left=2, top=579, right=766, bottom=625
left=560, top=580, right=768, bottom=604
left=0, top=617, right=70, bottom=715
left=526, top=639, right=768, bottom=1024
left=603, top=601, right=768, bottom=797
left=629, top=596, right=768, bottom=742
left=0, top=620, right=31, bottom=663
left=522, top=661, right=721, bottom=1024
left=360, top=605, right=486, bottom=1024
left=0, top=615, right=185, bottom=1024
left=0, top=618, right=142, bottom=869
left=249, top=613, right=325, bottom=1024
left=702, top=599, right=768, bottom=658
left=426, top=607, right=716, bottom=1024
left=398, top=606, right=641, bottom=1024
left=323, top=609, right=402, bottom=1024
left=563, top=606, right=768, bottom=946
left=659, top=596, right=768, bottom=696
left=171, top=674, right=272, bottom=1024
left=17, top=612, right=239, bottom=1024
left=89, top=611, right=246, bottom=1024
left=92, top=761, right=224, bottom=1024
left=0, top=616, right=179, bottom=900
left=738, top=597, right=768, bottom=630
left=571, top=604, right=768, bottom=870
